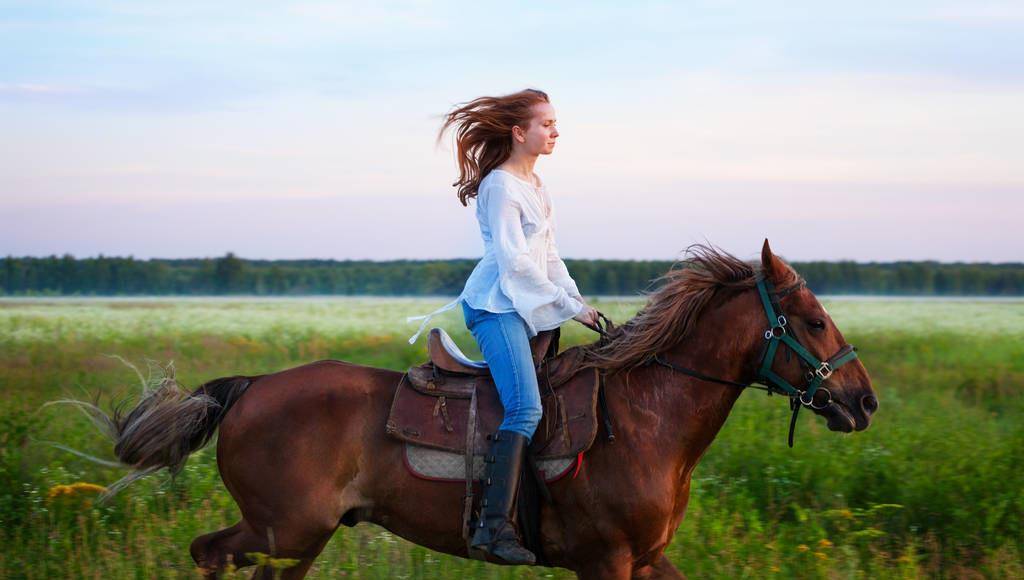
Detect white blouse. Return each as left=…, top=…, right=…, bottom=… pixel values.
left=406, top=169, right=584, bottom=344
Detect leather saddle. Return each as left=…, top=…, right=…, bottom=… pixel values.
left=427, top=326, right=553, bottom=376
left=386, top=327, right=600, bottom=460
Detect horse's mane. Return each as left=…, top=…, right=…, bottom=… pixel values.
left=578, top=244, right=802, bottom=375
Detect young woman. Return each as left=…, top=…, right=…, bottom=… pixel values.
left=406, top=88, right=598, bottom=564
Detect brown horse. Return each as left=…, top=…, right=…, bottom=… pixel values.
left=97, top=241, right=877, bottom=579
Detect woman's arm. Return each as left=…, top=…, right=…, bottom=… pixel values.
left=545, top=205, right=584, bottom=302
left=485, top=184, right=582, bottom=319
left=547, top=224, right=602, bottom=327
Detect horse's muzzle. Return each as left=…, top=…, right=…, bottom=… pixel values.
left=822, top=389, right=877, bottom=432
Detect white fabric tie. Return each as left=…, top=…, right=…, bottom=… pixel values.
left=405, top=297, right=461, bottom=344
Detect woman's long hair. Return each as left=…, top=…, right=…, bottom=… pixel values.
left=438, top=88, right=549, bottom=206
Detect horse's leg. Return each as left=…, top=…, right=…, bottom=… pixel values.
left=631, top=554, right=685, bottom=579
left=192, top=518, right=335, bottom=579
left=208, top=363, right=373, bottom=578
left=190, top=520, right=265, bottom=578
left=248, top=526, right=335, bottom=580
left=575, top=550, right=634, bottom=580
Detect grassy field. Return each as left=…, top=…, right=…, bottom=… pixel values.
left=1, top=297, right=1022, bottom=578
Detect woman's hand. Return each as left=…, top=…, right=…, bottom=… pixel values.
left=573, top=303, right=600, bottom=329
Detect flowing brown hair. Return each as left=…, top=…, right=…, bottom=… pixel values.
left=579, top=245, right=804, bottom=376
left=438, top=88, right=550, bottom=206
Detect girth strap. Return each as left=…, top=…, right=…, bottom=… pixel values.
left=462, top=388, right=480, bottom=556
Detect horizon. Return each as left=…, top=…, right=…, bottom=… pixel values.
left=2, top=2, right=1021, bottom=262
left=4, top=252, right=1023, bottom=266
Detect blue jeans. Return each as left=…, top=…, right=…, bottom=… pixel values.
left=461, top=301, right=543, bottom=441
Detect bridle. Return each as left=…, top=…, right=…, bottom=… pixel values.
left=588, top=276, right=859, bottom=447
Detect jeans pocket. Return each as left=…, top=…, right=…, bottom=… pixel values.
left=461, top=301, right=479, bottom=331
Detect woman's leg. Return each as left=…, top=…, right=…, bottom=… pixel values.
left=462, top=302, right=542, bottom=440
left=461, top=301, right=540, bottom=564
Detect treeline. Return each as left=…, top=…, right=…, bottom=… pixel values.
left=2, top=253, right=1023, bottom=296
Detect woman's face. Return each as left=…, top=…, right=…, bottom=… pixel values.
left=515, top=102, right=559, bottom=156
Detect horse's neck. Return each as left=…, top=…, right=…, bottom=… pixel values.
left=620, top=290, right=762, bottom=473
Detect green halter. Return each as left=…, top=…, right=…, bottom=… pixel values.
left=647, top=276, right=861, bottom=447
left=754, top=277, right=859, bottom=408
left=608, top=276, right=862, bottom=447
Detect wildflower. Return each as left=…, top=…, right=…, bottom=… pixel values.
left=770, top=565, right=781, bottom=573
left=47, top=482, right=108, bottom=500
left=246, top=552, right=299, bottom=571
left=839, top=509, right=854, bottom=519
left=813, top=551, right=828, bottom=561
left=47, top=485, right=70, bottom=499
left=817, top=538, right=833, bottom=549
left=797, top=544, right=810, bottom=553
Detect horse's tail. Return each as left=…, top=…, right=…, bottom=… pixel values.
left=110, top=373, right=254, bottom=479
left=47, top=365, right=253, bottom=500
left=45, top=360, right=260, bottom=499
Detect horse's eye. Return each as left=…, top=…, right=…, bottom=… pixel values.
left=809, top=319, right=826, bottom=330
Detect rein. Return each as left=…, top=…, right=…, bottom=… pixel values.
left=586, top=278, right=859, bottom=448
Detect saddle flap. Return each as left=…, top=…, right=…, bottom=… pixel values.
left=387, top=350, right=600, bottom=460
left=539, top=346, right=586, bottom=390
left=387, top=370, right=502, bottom=453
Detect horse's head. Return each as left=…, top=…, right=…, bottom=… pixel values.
left=579, top=241, right=879, bottom=436
left=759, top=240, right=878, bottom=432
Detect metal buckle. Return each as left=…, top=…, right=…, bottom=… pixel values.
left=801, top=387, right=833, bottom=410
left=815, top=362, right=833, bottom=381
left=763, top=315, right=788, bottom=340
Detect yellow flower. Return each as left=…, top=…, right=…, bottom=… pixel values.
left=839, top=509, right=854, bottom=519
left=770, top=565, right=781, bottom=573
left=47, top=482, right=108, bottom=500
left=818, top=539, right=833, bottom=549
left=69, top=482, right=107, bottom=494
left=797, top=544, right=810, bottom=553
left=47, top=484, right=70, bottom=499
left=813, top=551, right=828, bottom=561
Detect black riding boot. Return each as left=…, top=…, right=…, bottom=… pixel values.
left=470, top=430, right=536, bottom=565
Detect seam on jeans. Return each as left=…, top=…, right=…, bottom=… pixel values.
left=496, top=314, right=524, bottom=427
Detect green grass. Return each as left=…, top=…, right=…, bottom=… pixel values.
left=1, top=297, right=1022, bottom=578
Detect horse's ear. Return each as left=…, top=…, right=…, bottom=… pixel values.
left=761, top=238, right=784, bottom=282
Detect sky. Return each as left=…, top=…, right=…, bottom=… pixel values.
left=1, top=1, right=1021, bottom=263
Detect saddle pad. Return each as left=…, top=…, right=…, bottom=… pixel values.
left=404, top=443, right=576, bottom=483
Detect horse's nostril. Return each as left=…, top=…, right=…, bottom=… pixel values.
left=861, top=394, right=879, bottom=414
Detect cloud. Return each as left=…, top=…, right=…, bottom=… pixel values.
left=0, top=83, right=86, bottom=96
left=926, top=1, right=1024, bottom=24
left=2, top=2, right=1021, bottom=261
left=0, top=77, right=276, bottom=113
